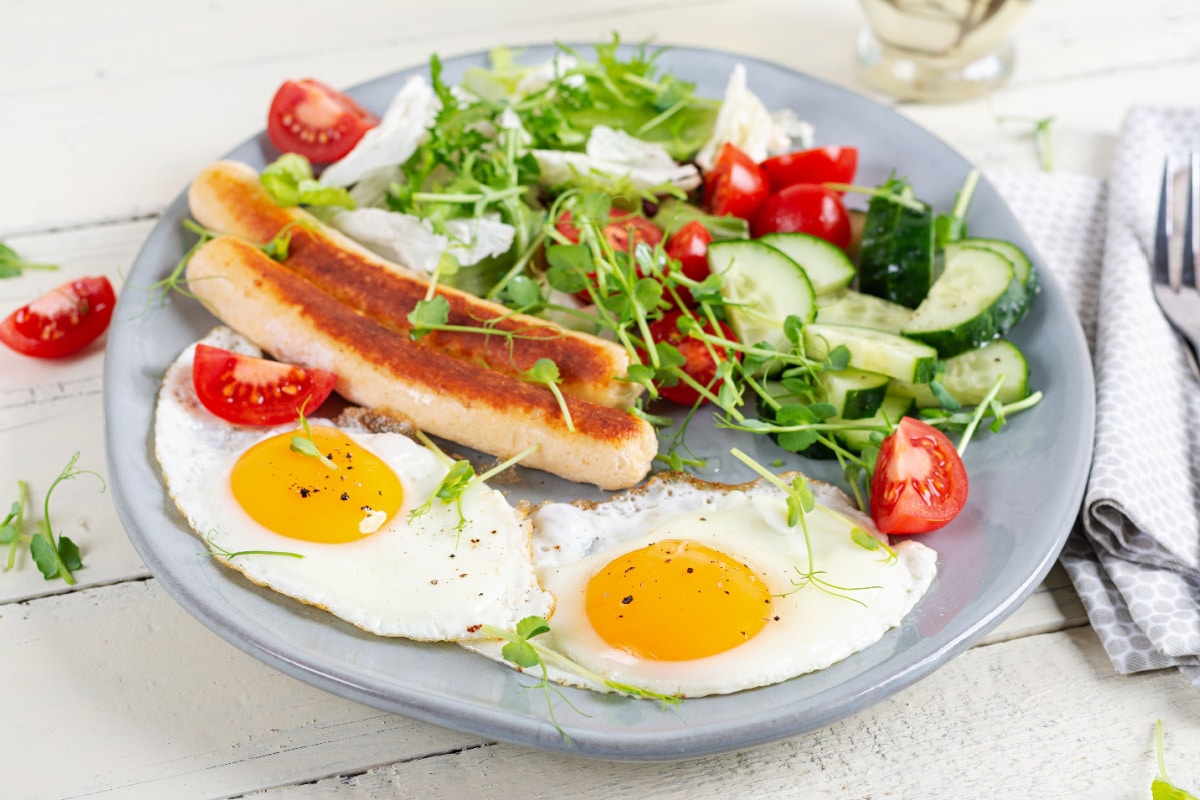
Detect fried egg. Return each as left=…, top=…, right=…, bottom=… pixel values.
left=469, top=474, right=936, bottom=697
left=154, top=327, right=552, bottom=640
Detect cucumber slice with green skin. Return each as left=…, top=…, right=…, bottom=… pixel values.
left=709, top=239, right=816, bottom=357
left=901, top=245, right=1028, bottom=357
left=755, top=232, right=856, bottom=296
left=819, top=367, right=889, bottom=420
left=804, top=322, right=938, bottom=384
left=953, top=238, right=1038, bottom=291
left=857, top=181, right=936, bottom=309
left=893, top=339, right=1032, bottom=407
left=816, top=289, right=913, bottom=334
left=837, top=394, right=915, bottom=452
left=949, top=238, right=1040, bottom=326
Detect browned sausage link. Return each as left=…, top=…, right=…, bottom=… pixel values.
left=185, top=235, right=658, bottom=490
left=186, top=160, right=641, bottom=409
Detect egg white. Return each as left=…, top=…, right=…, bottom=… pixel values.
left=468, top=474, right=937, bottom=697
left=154, top=327, right=553, bottom=640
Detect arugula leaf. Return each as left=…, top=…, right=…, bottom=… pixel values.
left=0, top=242, right=58, bottom=279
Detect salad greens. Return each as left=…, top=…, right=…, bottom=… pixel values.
left=0, top=241, right=58, bottom=279
left=2, top=454, right=104, bottom=585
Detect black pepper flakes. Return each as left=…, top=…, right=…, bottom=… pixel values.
left=621, top=595, right=633, bottom=605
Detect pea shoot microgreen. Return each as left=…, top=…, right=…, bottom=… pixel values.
left=27, top=453, right=105, bottom=585
left=409, top=432, right=538, bottom=536
left=0, top=481, right=29, bottom=571
left=524, top=358, right=575, bottom=432
left=289, top=408, right=338, bottom=470
left=0, top=241, right=58, bottom=279
left=1153, top=719, right=1197, bottom=800
left=730, top=448, right=884, bottom=604
left=480, top=615, right=682, bottom=741
left=204, top=530, right=304, bottom=561
left=139, top=217, right=317, bottom=314
left=996, top=114, right=1056, bottom=172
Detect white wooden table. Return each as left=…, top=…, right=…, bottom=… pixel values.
left=4, top=1, right=1199, bottom=797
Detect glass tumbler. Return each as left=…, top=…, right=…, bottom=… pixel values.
left=856, top=0, right=1032, bottom=103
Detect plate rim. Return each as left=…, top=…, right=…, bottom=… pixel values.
left=104, top=41, right=1096, bottom=761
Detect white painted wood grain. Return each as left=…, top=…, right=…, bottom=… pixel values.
left=5, top=0, right=1199, bottom=234
left=3, top=578, right=1191, bottom=800
left=0, top=221, right=155, bottom=604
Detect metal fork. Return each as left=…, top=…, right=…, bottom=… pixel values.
left=1152, top=151, right=1200, bottom=379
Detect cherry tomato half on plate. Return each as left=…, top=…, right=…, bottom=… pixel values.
left=603, top=214, right=664, bottom=256
left=266, top=79, right=380, bottom=164
left=663, top=220, right=713, bottom=307
left=0, top=276, right=116, bottom=359
left=646, top=310, right=739, bottom=406
left=759, top=146, right=858, bottom=193
left=703, top=142, right=770, bottom=221
left=869, top=417, right=969, bottom=534
left=192, top=344, right=338, bottom=426
left=751, top=184, right=852, bottom=248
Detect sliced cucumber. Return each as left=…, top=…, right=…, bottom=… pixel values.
left=819, top=367, right=889, bottom=420
left=901, top=245, right=1027, bottom=357
left=857, top=180, right=936, bottom=309
left=709, top=239, right=816, bottom=357
left=756, top=232, right=856, bottom=296
left=816, top=289, right=913, bottom=334
left=950, top=238, right=1040, bottom=326
left=893, top=339, right=1031, bottom=407
left=803, top=322, right=938, bottom=384
left=954, top=238, right=1038, bottom=291
left=837, top=394, right=916, bottom=452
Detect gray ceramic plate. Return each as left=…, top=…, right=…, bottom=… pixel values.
left=105, top=44, right=1095, bottom=761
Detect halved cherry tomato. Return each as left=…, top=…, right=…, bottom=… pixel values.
left=558, top=212, right=664, bottom=304
left=759, top=146, right=858, bottom=193
left=663, top=221, right=713, bottom=307
left=646, top=310, right=739, bottom=406
left=703, top=142, right=770, bottom=221
left=664, top=220, right=713, bottom=283
left=751, top=184, right=852, bottom=248
left=0, top=276, right=116, bottom=359
left=266, top=79, right=380, bottom=164
left=192, top=344, right=338, bottom=426
left=603, top=214, right=663, bottom=256
left=869, top=417, right=968, bottom=534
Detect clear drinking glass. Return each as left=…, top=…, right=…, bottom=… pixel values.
left=856, top=0, right=1032, bottom=103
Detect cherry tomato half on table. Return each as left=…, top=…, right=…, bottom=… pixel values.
left=869, top=417, right=969, bottom=534
left=704, top=142, right=770, bottom=221
left=192, top=344, right=339, bottom=426
left=759, top=146, right=858, bottom=193
left=0, top=276, right=116, bottom=359
left=751, top=184, right=852, bottom=248
left=266, top=79, right=380, bottom=164
left=647, top=311, right=739, bottom=407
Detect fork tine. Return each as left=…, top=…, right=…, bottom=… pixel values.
left=1185, top=151, right=1199, bottom=289
left=1155, top=156, right=1174, bottom=286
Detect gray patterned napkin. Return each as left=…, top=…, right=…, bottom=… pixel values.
left=990, top=106, right=1200, bottom=687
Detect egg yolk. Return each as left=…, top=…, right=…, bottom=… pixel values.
left=230, top=427, right=402, bottom=544
left=584, top=539, right=772, bottom=661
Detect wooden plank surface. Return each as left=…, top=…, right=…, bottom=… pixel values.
left=4, top=0, right=1199, bottom=797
